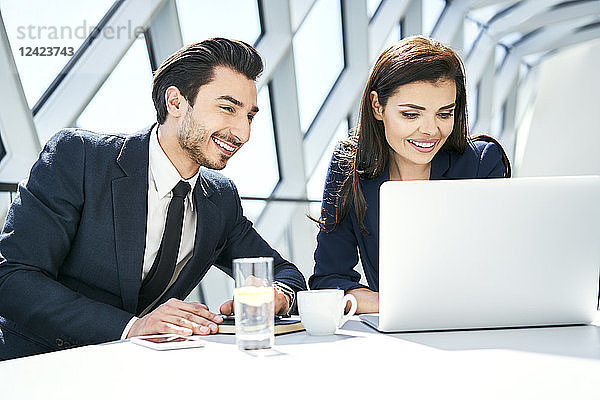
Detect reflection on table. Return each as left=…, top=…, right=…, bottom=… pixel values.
left=2, top=314, right=600, bottom=400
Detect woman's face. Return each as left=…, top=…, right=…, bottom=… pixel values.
left=371, top=79, right=456, bottom=169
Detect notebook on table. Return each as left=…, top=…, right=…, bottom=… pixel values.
left=217, top=316, right=304, bottom=335
left=361, top=176, right=600, bottom=333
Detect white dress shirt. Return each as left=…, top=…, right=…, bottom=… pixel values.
left=121, top=126, right=199, bottom=338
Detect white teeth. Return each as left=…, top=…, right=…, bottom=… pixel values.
left=408, top=140, right=435, bottom=148
left=213, top=137, right=235, bottom=152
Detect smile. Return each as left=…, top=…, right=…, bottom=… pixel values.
left=212, top=136, right=237, bottom=154
left=407, top=139, right=439, bottom=153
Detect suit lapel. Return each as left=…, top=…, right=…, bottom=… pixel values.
left=431, top=150, right=450, bottom=179
left=189, top=180, right=222, bottom=273
left=112, top=128, right=151, bottom=314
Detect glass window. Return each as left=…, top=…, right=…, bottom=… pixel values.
left=499, top=32, right=523, bottom=48
left=469, top=2, right=518, bottom=25
left=422, top=0, right=446, bottom=36
left=495, top=44, right=508, bottom=69
left=0, top=132, right=6, bottom=164
left=382, top=23, right=401, bottom=51
left=491, top=101, right=506, bottom=138
left=176, top=0, right=261, bottom=46
left=522, top=51, right=547, bottom=68
left=367, top=0, right=383, bottom=20
left=220, top=85, right=279, bottom=199
left=76, top=36, right=155, bottom=134
left=468, top=83, right=480, bottom=130
left=463, top=18, right=480, bottom=55
left=0, top=0, right=115, bottom=108
left=307, top=119, right=349, bottom=204
left=290, top=0, right=316, bottom=33
left=293, top=0, right=345, bottom=133
left=240, top=199, right=267, bottom=223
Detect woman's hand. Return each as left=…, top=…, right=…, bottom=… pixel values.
left=219, top=287, right=290, bottom=315
left=346, top=288, right=379, bottom=314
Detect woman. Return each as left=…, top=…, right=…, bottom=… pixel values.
left=308, top=36, right=510, bottom=313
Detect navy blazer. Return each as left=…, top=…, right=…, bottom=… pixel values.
left=309, top=139, right=507, bottom=292
left=0, top=126, right=306, bottom=360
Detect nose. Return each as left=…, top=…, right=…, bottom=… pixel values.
left=419, top=114, right=438, bottom=135
left=231, top=115, right=251, bottom=144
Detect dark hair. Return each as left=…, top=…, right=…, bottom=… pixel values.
left=152, top=37, right=263, bottom=124
left=320, top=36, right=469, bottom=235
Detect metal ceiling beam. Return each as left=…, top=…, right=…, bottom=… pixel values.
left=368, top=0, right=411, bottom=62
left=494, top=15, right=598, bottom=113
left=431, top=0, right=474, bottom=47
left=254, top=0, right=293, bottom=91
left=289, top=0, right=317, bottom=33
left=510, top=0, right=600, bottom=35
left=402, top=0, right=423, bottom=37
left=498, top=20, right=600, bottom=165
left=304, top=0, right=371, bottom=180
left=145, top=0, right=183, bottom=69
left=466, top=0, right=563, bottom=85
left=251, top=0, right=309, bottom=271
left=0, top=13, right=40, bottom=183
left=470, top=0, right=517, bottom=8
left=33, top=0, right=167, bottom=144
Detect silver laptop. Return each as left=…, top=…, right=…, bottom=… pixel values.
left=360, top=176, right=600, bottom=332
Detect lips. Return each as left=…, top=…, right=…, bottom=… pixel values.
left=407, top=138, right=439, bottom=153
left=212, top=135, right=239, bottom=157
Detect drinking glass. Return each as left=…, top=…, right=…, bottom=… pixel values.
left=233, top=257, right=274, bottom=350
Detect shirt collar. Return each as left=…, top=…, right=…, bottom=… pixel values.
left=149, top=126, right=199, bottom=209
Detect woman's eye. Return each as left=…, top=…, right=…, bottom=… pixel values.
left=438, top=112, right=454, bottom=119
left=401, top=112, right=419, bottom=119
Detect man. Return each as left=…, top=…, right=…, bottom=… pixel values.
left=0, top=38, right=307, bottom=360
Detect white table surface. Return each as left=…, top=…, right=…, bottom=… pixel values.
left=2, top=314, right=600, bottom=400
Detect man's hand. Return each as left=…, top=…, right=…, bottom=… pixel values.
left=219, top=287, right=290, bottom=316
left=127, top=298, right=224, bottom=338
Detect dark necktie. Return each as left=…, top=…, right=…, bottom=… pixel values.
left=137, top=180, right=191, bottom=314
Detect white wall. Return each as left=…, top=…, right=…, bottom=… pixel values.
left=514, top=38, right=600, bottom=177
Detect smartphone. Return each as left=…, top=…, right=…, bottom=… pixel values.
left=130, top=334, right=206, bottom=351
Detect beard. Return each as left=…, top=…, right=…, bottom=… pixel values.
left=176, top=109, right=229, bottom=170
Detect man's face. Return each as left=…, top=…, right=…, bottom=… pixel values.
left=176, top=66, right=258, bottom=170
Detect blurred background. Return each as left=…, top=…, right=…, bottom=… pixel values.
left=0, top=0, right=599, bottom=310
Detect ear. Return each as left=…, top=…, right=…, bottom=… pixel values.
left=370, top=91, right=384, bottom=121
left=164, top=86, right=188, bottom=119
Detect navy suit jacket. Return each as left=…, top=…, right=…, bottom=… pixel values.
left=309, top=139, right=508, bottom=292
left=0, top=126, right=306, bottom=360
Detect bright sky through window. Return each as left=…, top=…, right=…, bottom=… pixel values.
left=77, top=36, right=155, bottom=134
left=293, top=0, right=344, bottom=133
left=0, top=0, right=113, bottom=108
left=176, top=0, right=261, bottom=46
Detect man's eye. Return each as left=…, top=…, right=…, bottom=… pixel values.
left=438, top=112, right=454, bottom=119
left=248, top=115, right=255, bottom=122
left=220, top=106, right=234, bottom=113
left=401, top=112, right=419, bottom=119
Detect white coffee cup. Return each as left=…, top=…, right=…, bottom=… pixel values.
left=297, top=289, right=358, bottom=335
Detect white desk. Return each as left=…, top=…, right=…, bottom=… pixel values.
left=2, top=315, right=600, bottom=399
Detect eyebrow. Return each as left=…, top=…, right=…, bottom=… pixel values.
left=217, top=95, right=259, bottom=113
left=397, top=103, right=456, bottom=110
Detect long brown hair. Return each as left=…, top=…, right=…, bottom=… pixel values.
left=321, top=36, right=469, bottom=235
